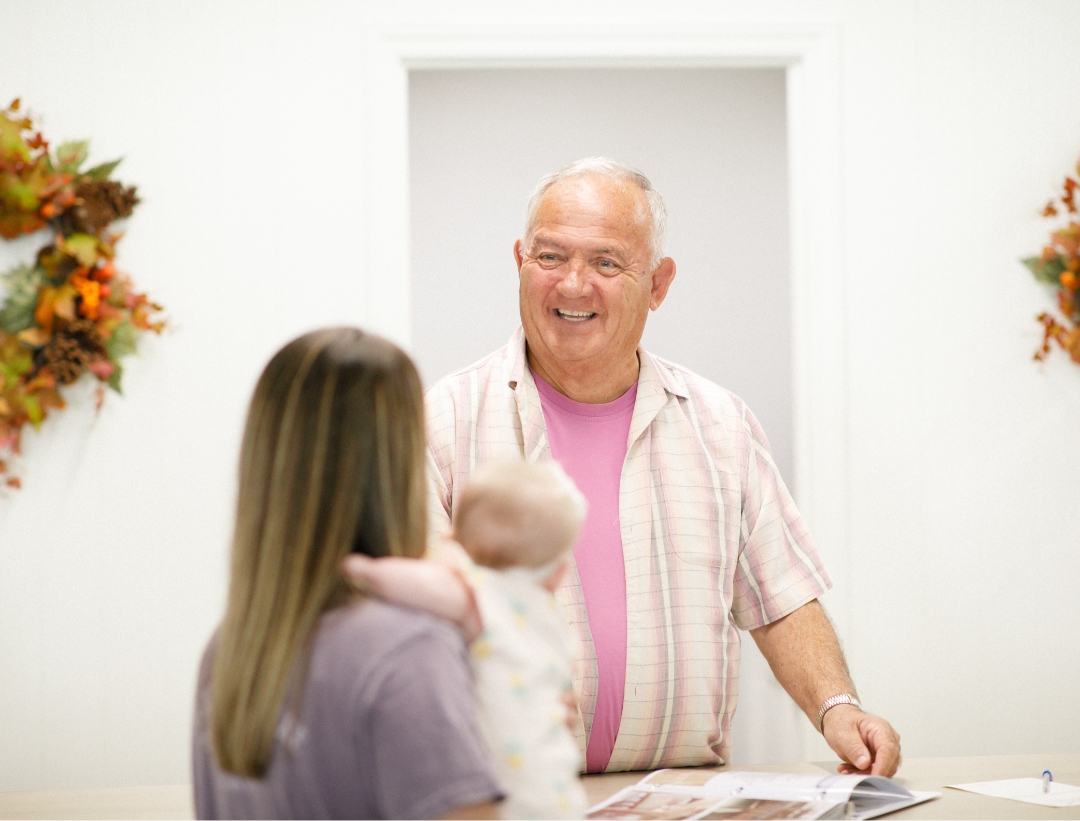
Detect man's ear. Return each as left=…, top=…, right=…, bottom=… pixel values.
left=650, top=257, right=676, bottom=311
left=513, top=238, right=525, bottom=272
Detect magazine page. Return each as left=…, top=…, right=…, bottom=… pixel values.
left=585, top=786, right=844, bottom=821
left=689, top=771, right=913, bottom=804
left=586, top=787, right=733, bottom=820
left=695, top=796, right=847, bottom=820
left=588, top=770, right=938, bottom=820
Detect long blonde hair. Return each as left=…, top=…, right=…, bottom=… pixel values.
left=210, top=327, right=427, bottom=777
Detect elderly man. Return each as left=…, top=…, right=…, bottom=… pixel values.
left=423, top=158, right=900, bottom=776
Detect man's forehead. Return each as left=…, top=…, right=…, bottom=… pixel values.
left=541, top=173, right=648, bottom=216
left=529, top=175, right=650, bottom=248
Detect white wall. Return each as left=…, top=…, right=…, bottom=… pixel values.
left=1, top=0, right=1079, bottom=792
left=409, top=67, right=800, bottom=765
left=0, top=0, right=372, bottom=791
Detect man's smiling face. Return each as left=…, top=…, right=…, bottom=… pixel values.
left=515, top=174, right=673, bottom=385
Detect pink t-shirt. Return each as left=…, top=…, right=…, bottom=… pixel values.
left=533, top=371, right=636, bottom=774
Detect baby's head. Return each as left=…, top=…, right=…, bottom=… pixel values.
left=452, top=461, right=586, bottom=579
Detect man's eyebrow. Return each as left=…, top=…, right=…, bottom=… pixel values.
left=529, top=236, right=628, bottom=260
left=530, top=237, right=567, bottom=251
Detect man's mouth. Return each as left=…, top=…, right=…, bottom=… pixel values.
left=555, top=309, right=596, bottom=322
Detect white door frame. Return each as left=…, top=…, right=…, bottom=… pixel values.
left=359, top=23, right=848, bottom=756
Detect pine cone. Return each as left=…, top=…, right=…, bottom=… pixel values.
left=42, top=336, right=87, bottom=384
left=63, top=319, right=106, bottom=356
left=58, top=180, right=140, bottom=235
left=39, top=320, right=107, bottom=384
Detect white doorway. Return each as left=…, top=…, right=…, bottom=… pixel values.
left=409, top=67, right=802, bottom=764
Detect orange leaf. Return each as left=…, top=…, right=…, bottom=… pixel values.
left=23, top=371, right=56, bottom=392
left=53, top=284, right=76, bottom=322
left=17, top=327, right=49, bottom=347
left=1051, top=225, right=1080, bottom=256
left=36, top=388, right=65, bottom=411
left=34, top=286, right=57, bottom=333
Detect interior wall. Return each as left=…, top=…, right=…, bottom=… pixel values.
left=1, top=0, right=1079, bottom=792
left=409, top=67, right=799, bottom=765
left=0, top=0, right=372, bottom=791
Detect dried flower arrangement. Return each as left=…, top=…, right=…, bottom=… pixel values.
left=0, top=99, right=164, bottom=488
left=1022, top=160, right=1080, bottom=364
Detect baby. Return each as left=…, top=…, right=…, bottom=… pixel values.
left=345, top=460, right=588, bottom=820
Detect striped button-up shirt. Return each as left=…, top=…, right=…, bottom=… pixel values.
left=426, top=327, right=832, bottom=771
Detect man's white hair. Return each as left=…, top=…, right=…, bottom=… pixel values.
left=523, top=157, right=668, bottom=269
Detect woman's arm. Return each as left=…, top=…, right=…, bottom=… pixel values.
left=342, top=555, right=483, bottom=642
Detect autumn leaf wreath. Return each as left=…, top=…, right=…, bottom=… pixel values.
left=1023, top=160, right=1080, bottom=365
left=0, top=99, right=164, bottom=488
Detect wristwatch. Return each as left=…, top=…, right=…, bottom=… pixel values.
left=816, top=693, right=861, bottom=733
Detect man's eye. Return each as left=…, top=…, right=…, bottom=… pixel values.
left=538, top=254, right=561, bottom=265
left=595, top=260, right=619, bottom=274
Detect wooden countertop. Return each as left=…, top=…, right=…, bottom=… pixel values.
left=2, top=753, right=1077, bottom=819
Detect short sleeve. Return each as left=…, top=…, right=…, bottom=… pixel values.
left=730, top=405, right=832, bottom=630
left=426, top=448, right=453, bottom=539
left=425, top=383, right=457, bottom=540
left=367, top=622, right=502, bottom=820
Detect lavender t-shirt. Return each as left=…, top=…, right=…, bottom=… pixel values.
left=534, top=372, right=636, bottom=774
left=192, top=600, right=502, bottom=820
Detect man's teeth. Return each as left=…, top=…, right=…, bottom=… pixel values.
left=557, top=309, right=595, bottom=321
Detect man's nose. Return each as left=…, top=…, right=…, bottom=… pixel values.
left=556, top=257, right=590, bottom=297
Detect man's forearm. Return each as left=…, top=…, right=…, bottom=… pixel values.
left=748, top=598, right=855, bottom=725
left=749, top=598, right=901, bottom=776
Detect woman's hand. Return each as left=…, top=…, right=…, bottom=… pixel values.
left=560, top=685, right=579, bottom=732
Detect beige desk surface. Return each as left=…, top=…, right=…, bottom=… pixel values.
left=0, top=753, right=1076, bottom=819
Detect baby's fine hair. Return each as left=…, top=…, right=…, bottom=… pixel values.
left=452, top=460, right=587, bottom=570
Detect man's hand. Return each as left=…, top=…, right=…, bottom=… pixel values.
left=750, top=600, right=903, bottom=778
left=821, top=704, right=901, bottom=777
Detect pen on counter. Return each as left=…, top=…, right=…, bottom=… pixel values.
left=1042, top=770, right=1052, bottom=793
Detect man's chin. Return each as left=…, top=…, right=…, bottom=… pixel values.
left=540, top=337, right=604, bottom=363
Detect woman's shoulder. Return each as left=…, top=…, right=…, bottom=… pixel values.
left=315, top=598, right=468, bottom=674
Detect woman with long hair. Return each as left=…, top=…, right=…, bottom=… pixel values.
left=191, top=328, right=502, bottom=819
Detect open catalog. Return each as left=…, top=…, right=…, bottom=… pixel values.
left=586, top=769, right=939, bottom=820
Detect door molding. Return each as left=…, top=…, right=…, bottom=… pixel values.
left=359, top=22, right=848, bottom=759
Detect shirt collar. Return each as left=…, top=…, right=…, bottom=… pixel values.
left=506, top=325, right=529, bottom=391
left=636, top=346, right=690, bottom=401
left=506, top=325, right=689, bottom=402
left=507, top=326, right=689, bottom=449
